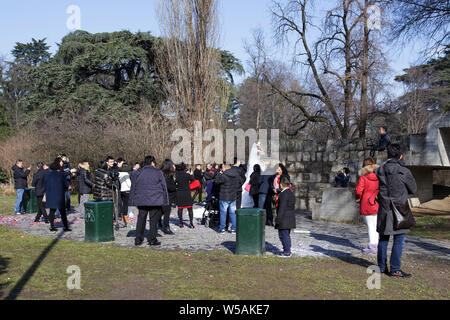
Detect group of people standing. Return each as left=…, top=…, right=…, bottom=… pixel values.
left=10, top=125, right=419, bottom=273
left=12, top=156, right=77, bottom=232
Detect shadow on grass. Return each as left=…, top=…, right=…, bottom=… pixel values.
left=4, top=218, right=77, bottom=300
left=310, top=233, right=362, bottom=250
left=0, top=256, right=11, bottom=298
left=406, top=240, right=450, bottom=256
left=310, top=245, right=374, bottom=268
left=220, top=241, right=282, bottom=255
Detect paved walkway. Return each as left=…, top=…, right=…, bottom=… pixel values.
left=0, top=205, right=449, bottom=260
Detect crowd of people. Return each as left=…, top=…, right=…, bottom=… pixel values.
left=10, top=127, right=420, bottom=274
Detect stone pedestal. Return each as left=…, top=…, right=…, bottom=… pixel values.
left=312, top=188, right=360, bottom=223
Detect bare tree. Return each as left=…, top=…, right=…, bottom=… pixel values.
left=271, top=0, right=390, bottom=138
left=156, top=0, right=221, bottom=127
left=243, top=29, right=267, bottom=131
left=396, top=66, right=431, bottom=134
left=386, top=0, right=450, bottom=56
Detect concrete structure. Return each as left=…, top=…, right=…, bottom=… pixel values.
left=404, top=113, right=450, bottom=203
left=279, top=112, right=450, bottom=222
left=311, top=188, right=361, bottom=223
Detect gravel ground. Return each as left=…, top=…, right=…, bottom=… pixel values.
left=1, top=205, right=449, bottom=260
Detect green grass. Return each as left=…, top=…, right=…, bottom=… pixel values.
left=409, top=217, right=450, bottom=241
left=0, top=196, right=15, bottom=217
left=0, top=225, right=449, bottom=300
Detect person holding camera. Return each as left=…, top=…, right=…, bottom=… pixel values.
left=334, top=168, right=350, bottom=188
left=93, top=158, right=115, bottom=202
left=175, top=163, right=195, bottom=228
left=130, top=156, right=169, bottom=246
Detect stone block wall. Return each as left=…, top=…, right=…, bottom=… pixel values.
left=279, top=136, right=408, bottom=211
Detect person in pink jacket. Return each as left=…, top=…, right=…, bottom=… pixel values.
left=356, top=158, right=380, bottom=254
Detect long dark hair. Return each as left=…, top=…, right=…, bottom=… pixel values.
left=253, top=164, right=261, bottom=173
left=278, top=163, right=288, bottom=176
left=161, top=159, right=175, bottom=178
left=50, top=158, right=62, bottom=171
left=175, top=162, right=187, bottom=172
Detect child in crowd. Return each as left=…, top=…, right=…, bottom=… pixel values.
left=275, top=176, right=296, bottom=257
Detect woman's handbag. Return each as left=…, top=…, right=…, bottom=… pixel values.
left=189, top=179, right=201, bottom=190
left=391, top=200, right=416, bottom=230
left=244, top=183, right=251, bottom=192
left=385, top=166, right=416, bottom=231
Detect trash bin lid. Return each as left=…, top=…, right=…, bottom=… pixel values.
left=85, top=201, right=114, bottom=208
left=236, top=208, right=266, bottom=216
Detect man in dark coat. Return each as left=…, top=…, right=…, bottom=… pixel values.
left=371, top=126, right=391, bottom=157
left=214, top=164, right=244, bottom=233
left=60, top=154, right=73, bottom=212
left=130, top=156, right=169, bottom=246
left=45, top=159, right=71, bottom=232
left=32, top=162, right=49, bottom=223
left=12, top=160, right=31, bottom=215
left=275, top=176, right=296, bottom=257
left=375, top=144, right=417, bottom=278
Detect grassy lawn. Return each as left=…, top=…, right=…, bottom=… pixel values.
left=0, top=225, right=449, bottom=300
left=0, top=196, right=15, bottom=217
left=409, top=217, right=450, bottom=241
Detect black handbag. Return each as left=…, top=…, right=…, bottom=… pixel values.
left=386, top=168, right=416, bottom=231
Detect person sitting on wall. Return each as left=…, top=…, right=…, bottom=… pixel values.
left=371, top=126, right=391, bottom=157
left=334, top=167, right=350, bottom=188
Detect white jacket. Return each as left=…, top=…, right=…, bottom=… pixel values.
left=119, top=172, right=131, bottom=192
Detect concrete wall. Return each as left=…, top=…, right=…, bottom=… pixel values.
left=312, top=188, right=360, bottom=223
left=409, top=167, right=434, bottom=203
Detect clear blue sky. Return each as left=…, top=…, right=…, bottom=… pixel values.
left=0, top=0, right=425, bottom=87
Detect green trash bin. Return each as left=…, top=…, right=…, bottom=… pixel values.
left=24, top=188, right=38, bottom=214
left=84, top=201, right=114, bottom=243
left=236, top=208, right=266, bottom=255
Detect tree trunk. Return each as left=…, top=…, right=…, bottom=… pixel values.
left=359, top=0, right=369, bottom=138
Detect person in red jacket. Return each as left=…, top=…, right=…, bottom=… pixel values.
left=356, top=158, right=380, bottom=254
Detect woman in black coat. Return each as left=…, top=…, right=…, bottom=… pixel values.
left=160, top=159, right=176, bottom=234
left=175, top=163, right=195, bottom=228
left=45, top=159, right=71, bottom=232
left=249, top=164, right=261, bottom=208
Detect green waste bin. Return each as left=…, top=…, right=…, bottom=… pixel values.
left=84, top=201, right=114, bottom=243
left=236, top=208, right=266, bottom=255
left=24, top=188, right=38, bottom=214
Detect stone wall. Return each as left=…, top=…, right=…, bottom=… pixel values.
left=279, top=136, right=407, bottom=211
left=278, top=112, right=449, bottom=212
